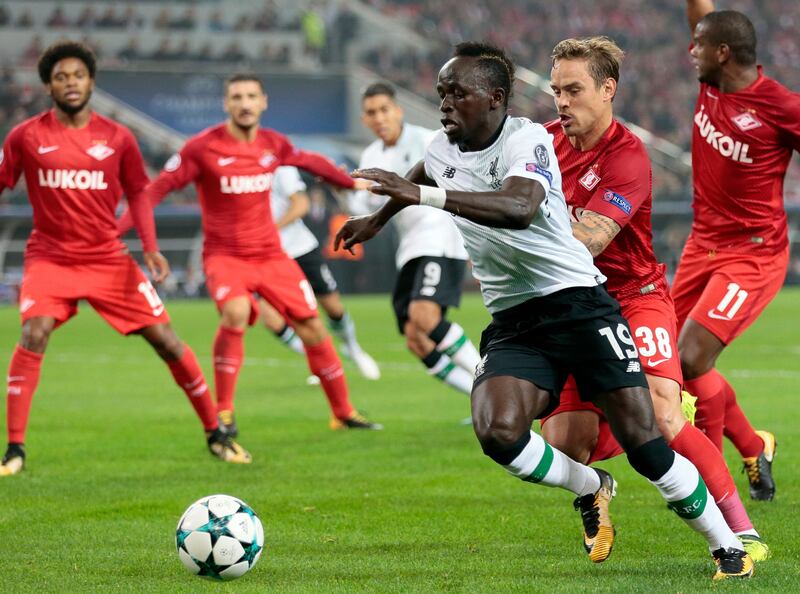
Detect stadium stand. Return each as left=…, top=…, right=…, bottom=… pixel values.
left=0, top=0, right=798, bottom=298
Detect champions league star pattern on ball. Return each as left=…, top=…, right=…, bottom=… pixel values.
left=176, top=494, right=264, bottom=581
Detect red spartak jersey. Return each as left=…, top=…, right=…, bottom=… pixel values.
left=545, top=119, right=667, bottom=303
left=0, top=110, right=155, bottom=263
left=138, top=124, right=355, bottom=260
left=691, top=67, right=800, bottom=253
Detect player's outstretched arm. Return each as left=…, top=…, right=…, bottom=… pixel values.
left=571, top=210, right=622, bottom=257
left=687, top=0, right=715, bottom=33
left=333, top=160, right=429, bottom=254
left=355, top=167, right=543, bottom=230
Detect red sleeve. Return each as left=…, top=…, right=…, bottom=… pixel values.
left=584, top=140, right=652, bottom=229
left=118, top=130, right=158, bottom=252
left=277, top=136, right=355, bottom=189
left=117, top=140, right=201, bottom=235
left=0, top=124, right=26, bottom=194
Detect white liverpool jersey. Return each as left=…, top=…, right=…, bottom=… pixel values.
left=424, top=116, right=605, bottom=313
left=270, top=166, right=319, bottom=259
left=352, top=123, right=468, bottom=268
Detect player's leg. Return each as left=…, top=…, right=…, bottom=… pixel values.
left=404, top=300, right=475, bottom=395
left=261, top=256, right=380, bottom=430
left=539, top=410, right=599, bottom=465
left=136, top=320, right=250, bottom=464
left=595, top=386, right=751, bottom=579
left=297, top=250, right=379, bottom=380
left=3, top=259, right=80, bottom=476
left=2, top=316, right=56, bottom=476
left=86, top=256, right=251, bottom=464
left=318, top=291, right=380, bottom=380
left=291, top=314, right=380, bottom=429
left=625, top=299, right=766, bottom=555
left=258, top=297, right=304, bottom=355
left=211, top=296, right=250, bottom=434
left=571, top=286, right=751, bottom=579
left=646, top=374, right=767, bottom=559
left=677, top=249, right=786, bottom=501
left=472, top=371, right=615, bottom=563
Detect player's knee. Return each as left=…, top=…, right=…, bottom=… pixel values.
left=295, top=316, right=326, bottom=346
left=650, top=388, right=684, bottom=441
left=474, top=417, right=526, bottom=457
left=145, top=325, right=183, bottom=361
left=20, top=323, right=52, bottom=352
left=403, top=322, right=426, bottom=356
left=542, top=423, right=596, bottom=465
left=407, top=301, right=441, bottom=334
left=602, top=388, right=661, bottom=450
left=678, top=340, right=712, bottom=379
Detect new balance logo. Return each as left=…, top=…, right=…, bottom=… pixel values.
left=37, top=145, right=59, bottom=154
left=442, top=166, right=456, bottom=178
left=626, top=361, right=641, bottom=373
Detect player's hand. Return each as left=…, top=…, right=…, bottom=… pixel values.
left=333, top=215, right=383, bottom=254
left=143, top=251, right=171, bottom=284
left=352, top=168, right=420, bottom=205
left=352, top=178, right=375, bottom=191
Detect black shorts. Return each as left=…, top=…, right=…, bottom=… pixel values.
left=392, top=256, right=466, bottom=333
left=473, top=285, right=648, bottom=418
left=296, top=247, right=338, bottom=296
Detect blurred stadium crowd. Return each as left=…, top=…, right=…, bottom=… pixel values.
left=1, top=1, right=797, bottom=149
left=0, top=0, right=799, bottom=297
left=361, top=0, right=799, bottom=150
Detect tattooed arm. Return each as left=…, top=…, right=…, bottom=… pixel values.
left=571, top=209, right=621, bottom=257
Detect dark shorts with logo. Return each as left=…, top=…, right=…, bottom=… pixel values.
left=392, top=256, right=466, bottom=333
left=296, top=247, right=338, bottom=296
left=474, top=285, right=648, bottom=418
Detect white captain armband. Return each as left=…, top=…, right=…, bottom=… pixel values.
left=418, top=185, right=447, bottom=209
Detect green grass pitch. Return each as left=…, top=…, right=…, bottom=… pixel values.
left=0, top=289, right=798, bottom=592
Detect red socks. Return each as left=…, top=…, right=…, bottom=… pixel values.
left=722, top=381, right=764, bottom=458
left=167, top=344, right=218, bottom=431
left=669, top=422, right=753, bottom=533
left=213, top=326, right=245, bottom=414
left=684, top=369, right=725, bottom=451
left=305, top=337, right=353, bottom=420
left=6, top=345, right=44, bottom=444
left=685, top=368, right=764, bottom=458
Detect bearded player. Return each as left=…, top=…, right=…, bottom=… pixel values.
left=675, top=1, right=800, bottom=501
left=0, top=41, right=249, bottom=477
left=119, top=74, right=381, bottom=438
left=539, top=36, right=768, bottom=563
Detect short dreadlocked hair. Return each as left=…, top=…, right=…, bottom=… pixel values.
left=452, top=42, right=515, bottom=106
left=38, top=40, right=97, bottom=84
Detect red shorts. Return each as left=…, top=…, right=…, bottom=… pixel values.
left=540, top=295, right=682, bottom=464
left=204, top=254, right=318, bottom=325
left=19, top=257, right=169, bottom=334
left=671, top=236, right=789, bottom=344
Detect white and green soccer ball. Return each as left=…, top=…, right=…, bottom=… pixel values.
left=176, top=494, right=264, bottom=580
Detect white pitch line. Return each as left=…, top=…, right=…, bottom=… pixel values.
left=35, top=352, right=800, bottom=378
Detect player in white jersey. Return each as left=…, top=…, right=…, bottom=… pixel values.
left=352, top=82, right=480, bottom=398
left=257, top=166, right=380, bottom=380
left=336, top=42, right=751, bottom=580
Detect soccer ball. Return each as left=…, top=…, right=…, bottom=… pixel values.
left=175, top=494, right=264, bottom=580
